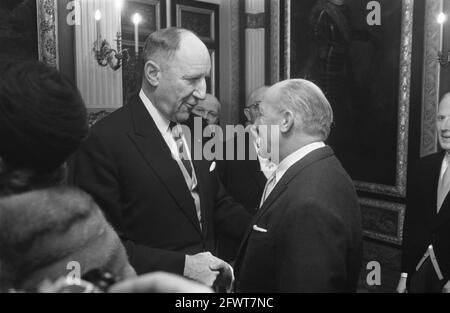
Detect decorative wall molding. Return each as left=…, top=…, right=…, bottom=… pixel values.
left=269, top=0, right=279, bottom=84
left=245, top=29, right=265, bottom=99
left=36, top=0, right=59, bottom=69
left=282, top=0, right=290, bottom=80
left=421, top=0, right=442, bottom=157
left=229, top=0, right=240, bottom=123
left=360, top=198, right=405, bottom=246
left=246, top=13, right=265, bottom=29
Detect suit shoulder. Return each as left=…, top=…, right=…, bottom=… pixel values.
left=417, top=151, right=444, bottom=167
left=410, top=151, right=445, bottom=178
left=90, top=106, right=131, bottom=137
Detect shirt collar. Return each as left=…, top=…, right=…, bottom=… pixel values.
left=139, top=89, right=171, bottom=134
left=274, top=141, right=326, bottom=183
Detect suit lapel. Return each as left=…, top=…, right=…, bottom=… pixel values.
left=235, top=146, right=335, bottom=266
left=127, top=96, right=202, bottom=235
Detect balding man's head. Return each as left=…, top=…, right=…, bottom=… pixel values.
left=264, top=79, right=333, bottom=140
left=193, top=94, right=221, bottom=125
left=245, top=86, right=270, bottom=124
left=255, top=79, right=333, bottom=161
left=142, top=28, right=211, bottom=123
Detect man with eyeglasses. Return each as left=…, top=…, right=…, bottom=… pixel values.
left=244, top=87, right=269, bottom=126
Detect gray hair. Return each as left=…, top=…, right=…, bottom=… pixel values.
left=276, top=79, right=333, bottom=140
left=142, top=27, right=194, bottom=65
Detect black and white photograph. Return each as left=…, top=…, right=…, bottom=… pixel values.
left=1, top=0, right=450, bottom=305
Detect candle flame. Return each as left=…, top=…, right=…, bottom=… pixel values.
left=132, top=13, right=142, bottom=25
left=116, top=0, right=124, bottom=12
left=95, top=10, right=102, bottom=21
left=438, top=12, right=447, bottom=24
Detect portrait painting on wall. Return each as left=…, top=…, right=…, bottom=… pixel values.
left=173, top=0, right=220, bottom=96
left=284, top=0, right=409, bottom=193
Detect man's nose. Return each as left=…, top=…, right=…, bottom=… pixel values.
left=193, top=78, right=207, bottom=100
left=441, top=118, right=450, bottom=130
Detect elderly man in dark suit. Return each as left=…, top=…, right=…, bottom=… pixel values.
left=234, top=79, right=362, bottom=292
left=397, top=93, right=450, bottom=293
left=71, top=28, right=251, bottom=289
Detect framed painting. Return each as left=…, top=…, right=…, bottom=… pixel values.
left=0, top=0, right=58, bottom=68
left=276, top=0, right=414, bottom=198
left=172, top=0, right=220, bottom=96
left=174, top=1, right=216, bottom=43
left=360, top=198, right=405, bottom=245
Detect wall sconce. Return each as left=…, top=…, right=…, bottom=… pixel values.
left=437, top=12, right=450, bottom=67
left=92, top=9, right=142, bottom=71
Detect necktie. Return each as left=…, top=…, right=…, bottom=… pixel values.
left=259, top=172, right=276, bottom=208
left=170, top=122, right=193, bottom=178
left=437, top=161, right=450, bottom=212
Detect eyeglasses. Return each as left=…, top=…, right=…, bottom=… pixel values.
left=246, top=101, right=261, bottom=111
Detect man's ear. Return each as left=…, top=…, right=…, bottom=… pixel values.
left=244, top=108, right=251, bottom=123
left=280, top=110, right=294, bottom=134
left=144, top=60, right=161, bottom=87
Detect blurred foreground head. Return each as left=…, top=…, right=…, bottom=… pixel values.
left=0, top=61, right=88, bottom=195
left=0, top=186, right=136, bottom=292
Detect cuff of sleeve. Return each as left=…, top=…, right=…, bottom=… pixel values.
left=400, top=273, right=408, bottom=278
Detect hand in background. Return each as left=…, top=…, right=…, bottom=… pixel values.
left=184, top=252, right=233, bottom=289
left=211, top=260, right=234, bottom=292
left=109, top=272, right=213, bottom=293
left=396, top=276, right=407, bottom=293
left=442, top=280, right=450, bottom=293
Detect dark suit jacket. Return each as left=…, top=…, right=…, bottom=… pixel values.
left=216, top=132, right=266, bottom=261
left=234, top=146, right=362, bottom=292
left=402, top=151, right=450, bottom=282
left=70, top=95, right=251, bottom=275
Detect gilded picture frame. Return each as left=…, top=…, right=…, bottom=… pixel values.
left=360, top=198, right=405, bottom=245
left=36, top=0, right=59, bottom=69
left=175, top=3, right=216, bottom=43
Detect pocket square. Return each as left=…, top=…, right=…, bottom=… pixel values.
left=209, top=161, right=216, bottom=172
left=253, top=225, right=267, bottom=233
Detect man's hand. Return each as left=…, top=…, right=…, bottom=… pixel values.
left=396, top=276, right=407, bottom=293
left=211, top=260, right=235, bottom=292
left=109, top=272, right=213, bottom=293
left=184, top=252, right=234, bottom=289
left=442, top=280, right=450, bottom=293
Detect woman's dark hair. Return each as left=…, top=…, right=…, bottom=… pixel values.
left=0, top=60, right=88, bottom=194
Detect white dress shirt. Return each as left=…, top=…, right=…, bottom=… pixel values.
left=253, top=142, right=277, bottom=179
left=439, top=153, right=450, bottom=183
left=272, top=141, right=326, bottom=187
left=259, top=141, right=325, bottom=207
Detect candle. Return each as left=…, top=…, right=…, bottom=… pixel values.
left=132, top=13, right=142, bottom=57
left=116, top=0, right=124, bottom=12
left=95, top=10, right=102, bottom=51
left=437, top=12, right=447, bottom=52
